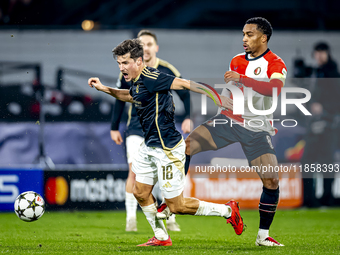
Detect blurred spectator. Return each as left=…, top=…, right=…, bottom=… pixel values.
left=297, top=42, right=340, bottom=207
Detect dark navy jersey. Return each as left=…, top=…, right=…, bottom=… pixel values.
left=111, top=58, right=190, bottom=138
left=129, top=66, right=183, bottom=149
left=111, top=77, right=143, bottom=137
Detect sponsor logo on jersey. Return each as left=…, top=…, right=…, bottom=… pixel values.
left=254, top=67, right=261, bottom=75
left=234, top=66, right=239, bottom=71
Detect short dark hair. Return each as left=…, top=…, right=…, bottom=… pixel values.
left=137, top=29, right=158, bottom=44
left=314, top=42, right=330, bottom=52
left=112, top=39, right=144, bottom=61
left=245, top=17, right=273, bottom=42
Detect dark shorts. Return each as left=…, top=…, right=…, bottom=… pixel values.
left=202, top=114, right=276, bottom=164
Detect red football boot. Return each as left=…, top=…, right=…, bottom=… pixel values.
left=137, top=236, right=172, bottom=247
left=226, top=200, right=244, bottom=235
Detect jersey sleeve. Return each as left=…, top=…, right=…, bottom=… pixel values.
left=267, top=59, right=288, bottom=85
left=228, top=54, right=246, bottom=74
left=229, top=58, right=235, bottom=71
left=111, top=99, right=126, bottom=130
left=144, top=71, right=176, bottom=93
left=111, top=74, right=130, bottom=130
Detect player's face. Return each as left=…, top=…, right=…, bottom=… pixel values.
left=242, top=24, right=266, bottom=56
left=313, top=50, right=328, bottom=66
left=117, top=53, right=142, bottom=82
left=139, top=35, right=159, bottom=63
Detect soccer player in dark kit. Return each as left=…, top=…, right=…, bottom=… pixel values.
left=110, top=30, right=191, bottom=232
left=88, top=38, right=244, bottom=246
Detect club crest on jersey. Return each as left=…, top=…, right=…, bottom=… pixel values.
left=136, top=84, right=139, bottom=93
left=254, top=67, right=261, bottom=75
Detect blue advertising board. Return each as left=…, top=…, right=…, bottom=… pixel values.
left=0, top=169, right=43, bottom=212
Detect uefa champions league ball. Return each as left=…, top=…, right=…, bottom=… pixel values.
left=14, top=191, right=45, bottom=222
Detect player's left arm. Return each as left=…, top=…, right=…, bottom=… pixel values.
left=171, top=77, right=233, bottom=110
left=148, top=71, right=232, bottom=110
left=224, top=60, right=287, bottom=97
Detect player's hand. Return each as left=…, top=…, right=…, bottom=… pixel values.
left=219, top=95, right=233, bottom=111
left=181, top=118, right=193, bottom=134
left=110, top=130, right=123, bottom=145
left=224, top=71, right=240, bottom=84
left=88, top=77, right=104, bottom=91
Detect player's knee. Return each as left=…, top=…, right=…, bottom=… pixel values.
left=263, top=178, right=279, bottom=189
left=132, top=185, right=147, bottom=202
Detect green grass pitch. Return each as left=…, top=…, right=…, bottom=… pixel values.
left=1, top=208, right=340, bottom=254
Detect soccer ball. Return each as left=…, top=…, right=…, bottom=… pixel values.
left=14, top=191, right=45, bottom=222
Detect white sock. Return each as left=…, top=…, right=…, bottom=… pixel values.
left=166, top=214, right=176, bottom=223
left=141, top=202, right=168, bottom=240
left=257, top=229, right=269, bottom=240
left=194, top=201, right=231, bottom=218
left=125, top=192, right=137, bottom=219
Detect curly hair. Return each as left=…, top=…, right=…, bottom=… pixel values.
left=112, top=39, right=144, bottom=60
left=245, top=17, right=273, bottom=42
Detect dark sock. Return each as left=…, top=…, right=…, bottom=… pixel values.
left=184, top=154, right=191, bottom=175
left=259, top=186, right=279, bottom=230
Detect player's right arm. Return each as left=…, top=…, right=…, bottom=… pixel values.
left=224, top=57, right=287, bottom=97
left=110, top=75, right=128, bottom=145
left=88, top=77, right=133, bottom=103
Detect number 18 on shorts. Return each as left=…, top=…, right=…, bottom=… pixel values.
left=132, top=140, right=186, bottom=199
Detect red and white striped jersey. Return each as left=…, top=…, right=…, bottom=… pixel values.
left=219, top=49, right=287, bottom=135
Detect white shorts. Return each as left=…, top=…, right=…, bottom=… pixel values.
left=126, top=135, right=144, bottom=164
left=132, top=139, right=186, bottom=199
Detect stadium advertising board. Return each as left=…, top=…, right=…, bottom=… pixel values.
left=186, top=164, right=303, bottom=208
left=0, top=169, right=43, bottom=212
left=44, top=170, right=128, bottom=210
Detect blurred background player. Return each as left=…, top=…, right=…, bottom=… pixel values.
left=110, top=30, right=192, bottom=232
left=296, top=42, right=340, bottom=207
left=183, top=17, right=287, bottom=246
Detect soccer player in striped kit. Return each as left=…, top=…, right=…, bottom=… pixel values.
left=184, top=17, right=287, bottom=246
